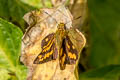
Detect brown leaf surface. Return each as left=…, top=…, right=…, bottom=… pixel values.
left=21, top=5, right=86, bottom=80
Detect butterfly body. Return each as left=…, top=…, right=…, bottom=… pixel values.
left=34, top=23, right=78, bottom=70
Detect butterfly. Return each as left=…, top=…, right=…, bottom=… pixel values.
left=34, top=23, right=78, bottom=70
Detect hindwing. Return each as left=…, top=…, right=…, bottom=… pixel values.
left=59, top=36, right=78, bottom=70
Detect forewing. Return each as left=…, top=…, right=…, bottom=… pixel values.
left=34, top=33, right=58, bottom=64
left=65, top=36, right=78, bottom=64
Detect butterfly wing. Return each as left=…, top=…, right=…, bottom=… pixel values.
left=59, top=39, right=68, bottom=70
left=59, top=36, right=78, bottom=70
left=65, top=36, right=78, bottom=64
left=34, top=33, right=58, bottom=64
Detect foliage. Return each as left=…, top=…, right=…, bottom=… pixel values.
left=88, top=0, right=120, bottom=68
left=0, top=0, right=35, bottom=31
left=0, top=18, right=27, bottom=80
left=80, top=0, right=120, bottom=80
left=21, top=0, right=52, bottom=8
left=80, top=65, right=120, bottom=80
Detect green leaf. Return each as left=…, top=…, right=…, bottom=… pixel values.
left=0, top=18, right=27, bottom=80
left=0, top=0, right=36, bottom=31
left=80, top=65, right=120, bottom=80
left=0, top=69, right=11, bottom=80
left=88, top=0, right=120, bottom=68
left=16, top=65, right=27, bottom=80
left=21, top=0, right=52, bottom=8
left=0, top=18, right=23, bottom=68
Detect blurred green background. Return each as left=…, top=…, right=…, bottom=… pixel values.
left=0, top=0, right=120, bottom=80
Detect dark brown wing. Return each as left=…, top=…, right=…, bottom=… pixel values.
left=59, top=36, right=78, bottom=70
left=34, top=33, right=58, bottom=64
left=65, top=36, right=78, bottom=64
left=59, top=39, right=68, bottom=70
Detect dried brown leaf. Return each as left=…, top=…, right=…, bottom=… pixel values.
left=21, top=5, right=86, bottom=80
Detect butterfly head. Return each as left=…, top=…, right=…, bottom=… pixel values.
left=57, top=23, right=66, bottom=30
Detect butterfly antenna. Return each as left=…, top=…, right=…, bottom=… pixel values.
left=65, top=16, right=82, bottom=25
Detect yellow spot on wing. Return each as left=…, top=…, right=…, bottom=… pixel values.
left=66, top=42, right=70, bottom=49
left=72, top=45, right=75, bottom=49
left=39, top=58, right=43, bottom=61
left=42, top=40, right=54, bottom=52
left=61, top=54, right=66, bottom=67
left=43, top=50, right=53, bottom=59
left=60, top=48, right=63, bottom=56
left=45, top=38, right=48, bottom=42
left=43, top=37, right=54, bottom=49
left=62, top=54, right=66, bottom=62
left=38, top=50, right=54, bottom=62
left=68, top=52, right=76, bottom=59
left=38, top=55, right=42, bottom=59
left=46, top=53, right=50, bottom=57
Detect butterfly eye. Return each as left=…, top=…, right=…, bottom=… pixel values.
left=57, top=23, right=66, bottom=30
